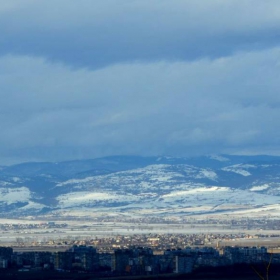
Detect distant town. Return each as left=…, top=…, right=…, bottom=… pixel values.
left=0, top=217, right=280, bottom=279
left=0, top=222, right=279, bottom=278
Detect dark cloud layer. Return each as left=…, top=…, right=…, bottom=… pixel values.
left=0, top=1, right=280, bottom=164
left=1, top=1, right=280, bottom=68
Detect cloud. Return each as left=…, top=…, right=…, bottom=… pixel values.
left=0, top=1, right=280, bottom=163
left=0, top=1, right=280, bottom=68
left=0, top=45, right=280, bottom=162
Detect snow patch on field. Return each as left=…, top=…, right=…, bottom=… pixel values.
left=222, top=164, right=253, bottom=176
left=12, top=177, right=21, bottom=183
left=21, top=201, right=46, bottom=210
left=250, top=184, right=270, bottom=191
left=57, top=192, right=139, bottom=208
left=56, top=177, right=95, bottom=187
left=0, top=187, right=31, bottom=205
left=196, top=170, right=217, bottom=181
left=162, top=187, right=228, bottom=197
left=0, top=181, right=12, bottom=187
left=209, top=155, right=229, bottom=162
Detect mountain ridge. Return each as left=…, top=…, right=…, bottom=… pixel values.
left=0, top=155, right=280, bottom=218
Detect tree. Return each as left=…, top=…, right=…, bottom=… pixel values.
left=251, top=253, right=273, bottom=280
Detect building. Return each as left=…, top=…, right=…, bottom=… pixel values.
left=53, top=252, right=74, bottom=270
left=112, top=249, right=134, bottom=272
left=68, top=245, right=99, bottom=271
left=174, top=255, right=194, bottom=273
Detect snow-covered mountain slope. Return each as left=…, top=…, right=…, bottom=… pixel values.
left=1, top=155, right=280, bottom=217
left=0, top=186, right=47, bottom=213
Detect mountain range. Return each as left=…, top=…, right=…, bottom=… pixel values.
left=1, top=155, right=280, bottom=218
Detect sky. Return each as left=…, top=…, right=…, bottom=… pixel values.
left=1, top=0, right=280, bottom=164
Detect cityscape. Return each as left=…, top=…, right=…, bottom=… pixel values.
left=0, top=240, right=280, bottom=279
left=1, top=0, right=280, bottom=279
left=1, top=218, right=280, bottom=279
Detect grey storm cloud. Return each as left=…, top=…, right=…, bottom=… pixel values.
left=0, top=0, right=280, bottom=163
left=1, top=0, right=280, bottom=68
